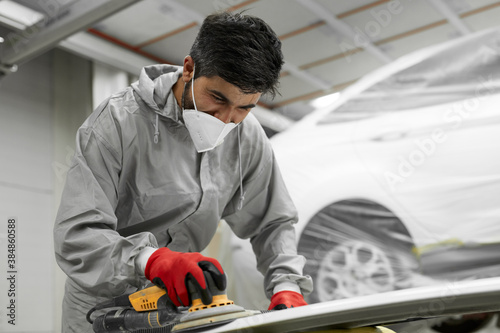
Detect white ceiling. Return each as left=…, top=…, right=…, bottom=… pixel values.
left=3, top=0, right=500, bottom=120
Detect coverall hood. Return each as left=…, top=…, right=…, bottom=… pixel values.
left=131, top=64, right=184, bottom=144
left=132, top=64, right=183, bottom=117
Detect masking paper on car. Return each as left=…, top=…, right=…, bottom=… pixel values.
left=227, top=27, right=500, bottom=308
left=320, top=26, right=500, bottom=124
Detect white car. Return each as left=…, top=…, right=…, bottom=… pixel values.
left=266, top=27, right=500, bottom=332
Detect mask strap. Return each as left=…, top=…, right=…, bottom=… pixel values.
left=154, top=113, right=159, bottom=144
left=237, top=125, right=246, bottom=211
left=191, top=66, right=198, bottom=111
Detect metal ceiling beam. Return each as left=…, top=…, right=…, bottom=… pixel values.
left=161, top=0, right=205, bottom=25
left=0, top=0, right=141, bottom=72
left=59, top=31, right=154, bottom=75
left=282, top=61, right=331, bottom=90
left=425, top=0, right=471, bottom=35
left=294, top=0, right=393, bottom=64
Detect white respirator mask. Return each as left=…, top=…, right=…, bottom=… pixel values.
left=183, top=68, right=237, bottom=153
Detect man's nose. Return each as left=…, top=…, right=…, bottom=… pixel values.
left=215, top=107, right=238, bottom=124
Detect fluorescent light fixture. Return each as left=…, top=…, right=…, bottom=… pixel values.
left=310, top=92, right=340, bottom=109
left=0, top=0, right=45, bottom=30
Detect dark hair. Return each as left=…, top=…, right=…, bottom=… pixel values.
left=189, top=11, right=284, bottom=98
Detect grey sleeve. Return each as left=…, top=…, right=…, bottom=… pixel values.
left=53, top=107, right=158, bottom=297
left=223, top=152, right=313, bottom=299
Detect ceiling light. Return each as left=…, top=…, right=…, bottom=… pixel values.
left=0, top=0, right=44, bottom=30
left=310, top=92, right=340, bottom=109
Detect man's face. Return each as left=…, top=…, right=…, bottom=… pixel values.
left=184, top=75, right=261, bottom=124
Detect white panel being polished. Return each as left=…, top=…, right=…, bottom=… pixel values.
left=200, top=277, right=500, bottom=333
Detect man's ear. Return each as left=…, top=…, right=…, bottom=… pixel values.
left=182, top=56, right=195, bottom=83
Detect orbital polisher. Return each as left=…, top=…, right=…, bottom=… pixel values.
left=87, top=271, right=263, bottom=333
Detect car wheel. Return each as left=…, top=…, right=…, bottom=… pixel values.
left=298, top=199, right=420, bottom=303
left=315, top=239, right=397, bottom=300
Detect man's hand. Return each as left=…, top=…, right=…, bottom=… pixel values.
left=144, top=247, right=226, bottom=307
left=268, top=290, right=308, bottom=310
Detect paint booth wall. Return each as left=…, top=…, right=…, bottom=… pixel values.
left=0, top=49, right=93, bottom=332
left=0, top=51, right=56, bottom=332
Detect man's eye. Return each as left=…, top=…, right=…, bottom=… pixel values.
left=213, top=96, right=225, bottom=103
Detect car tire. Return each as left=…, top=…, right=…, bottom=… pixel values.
left=297, top=199, right=420, bottom=303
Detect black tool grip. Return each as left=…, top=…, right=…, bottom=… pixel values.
left=92, top=307, right=179, bottom=333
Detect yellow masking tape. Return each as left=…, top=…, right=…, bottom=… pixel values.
left=311, top=326, right=396, bottom=333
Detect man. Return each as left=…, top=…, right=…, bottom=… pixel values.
left=54, top=11, right=313, bottom=332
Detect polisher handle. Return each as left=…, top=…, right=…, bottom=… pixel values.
left=187, top=271, right=234, bottom=312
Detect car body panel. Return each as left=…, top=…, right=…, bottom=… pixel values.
left=202, top=277, right=500, bottom=333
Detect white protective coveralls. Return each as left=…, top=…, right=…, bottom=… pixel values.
left=54, top=64, right=313, bottom=332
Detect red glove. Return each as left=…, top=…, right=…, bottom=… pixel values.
left=145, top=247, right=226, bottom=307
left=268, top=290, right=308, bottom=310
